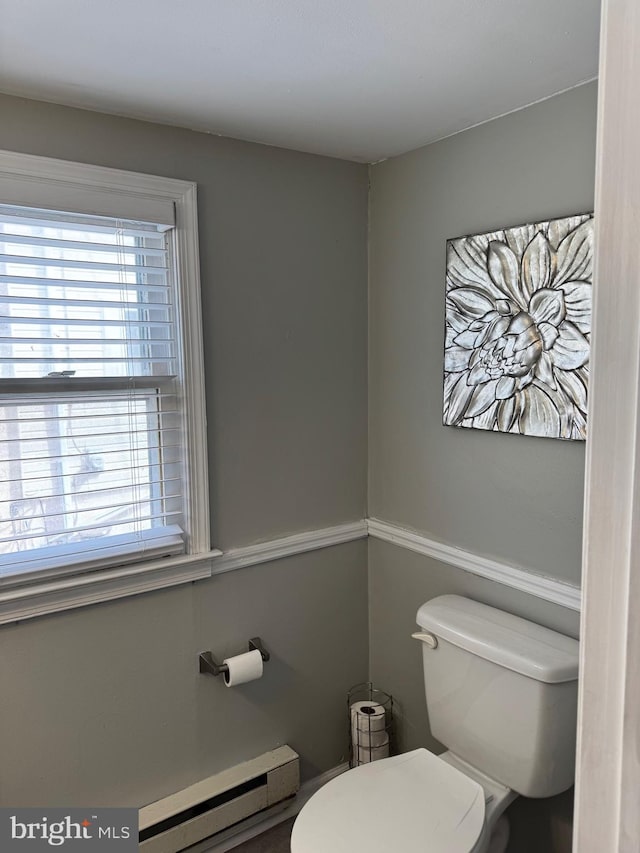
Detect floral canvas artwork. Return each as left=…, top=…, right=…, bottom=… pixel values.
left=443, top=214, right=593, bottom=440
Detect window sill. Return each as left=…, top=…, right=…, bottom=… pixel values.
left=0, top=551, right=221, bottom=626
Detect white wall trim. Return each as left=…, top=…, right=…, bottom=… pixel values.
left=0, top=148, right=190, bottom=223
left=0, top=552, right=220, bottom=626
left=200, top=763, right=349, bottom=853
left=367, top=517, right=581, bottom=611
left=0, top=150, right=211, bottom=626
left=173, top=181, right=211, bottom=557
left=573, top=0, right=640, bottom=848
left=0, top=523, right=366, bottom=625
left=0, top=515, right=583, bottom=624
left=210, top=521, right=368, bottom=576
left=0, top=516, right=583, bottom=624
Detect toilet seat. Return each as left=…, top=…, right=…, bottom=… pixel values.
left=291, top=748, right=486, bottom=853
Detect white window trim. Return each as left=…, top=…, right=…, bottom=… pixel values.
left=0, top=150, right=217, bottom=625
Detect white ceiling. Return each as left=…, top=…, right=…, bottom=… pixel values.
left=0, top=0, right=600, bottom=163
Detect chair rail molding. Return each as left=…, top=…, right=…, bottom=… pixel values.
left=1, top=517, right=584, bottom=625
left=211, top=518, right=581, bottom=610
left=367, top=517, right=581, bottom=611
left=210, top=521, right=369, bottom=575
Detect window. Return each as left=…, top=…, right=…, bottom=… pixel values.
left=0, top=152, right=211, bottom=623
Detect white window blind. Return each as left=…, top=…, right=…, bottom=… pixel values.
left=0, top=204, right=186, bottom=582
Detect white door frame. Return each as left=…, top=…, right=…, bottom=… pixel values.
left=573, top=0, right=640, bottom=850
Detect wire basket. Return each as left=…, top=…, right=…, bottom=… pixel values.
left=348, top=682, right=393, bottom=768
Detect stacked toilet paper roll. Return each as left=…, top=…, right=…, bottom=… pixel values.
left=350, top=700, right=389, bottom=764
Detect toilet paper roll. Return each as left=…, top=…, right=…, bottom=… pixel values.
left=355, top=736, right=390, bottom=764
left=350, top=700, right=386, bottom=730
left=223, top=649, right=263, bottom=687
left=350, top=700, right=386, bottom=734
left=352, top=727, right=388, bottom=748
left=351, top=700, right=388, bottom=752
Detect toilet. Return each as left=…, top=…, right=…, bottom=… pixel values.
left=292, top=595, right=579, bottom=853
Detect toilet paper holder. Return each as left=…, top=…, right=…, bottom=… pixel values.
left=199, top=637, right=270, bottom=677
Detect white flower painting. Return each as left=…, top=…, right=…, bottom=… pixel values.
left=443, top=214, right=593, bottom=440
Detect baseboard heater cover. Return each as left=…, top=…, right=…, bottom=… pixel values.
left=139, top=746, right=300, bottom=853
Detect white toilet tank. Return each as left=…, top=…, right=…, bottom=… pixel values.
left=416, top=595, right=579, bottom=799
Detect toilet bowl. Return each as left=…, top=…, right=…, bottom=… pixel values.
left=292, top=595, right=580, bottom=853
left=291, top=749, right=515, bottom=853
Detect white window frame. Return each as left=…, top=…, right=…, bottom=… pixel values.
left=0, top=150, right=218, bottom=624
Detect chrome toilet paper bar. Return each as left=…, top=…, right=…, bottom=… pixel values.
left=199, top=637, right=270, bottom=677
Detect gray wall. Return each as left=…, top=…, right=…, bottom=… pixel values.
left=368, top=82, right=597, bottom=853
left=0, top=96, right=369, bottom=806
left=369, top=82, right=597, bottom=583
left=1, top=544, right=367, bottom=807
left=0, top=84, right=597, bottom=850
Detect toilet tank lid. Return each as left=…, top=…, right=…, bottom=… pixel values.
left=416, top=595, right=579, bottom=683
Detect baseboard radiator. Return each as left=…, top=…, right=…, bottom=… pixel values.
left=139, top=746, right=300, bottom=853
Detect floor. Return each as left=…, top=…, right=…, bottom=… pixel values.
left=232, top=818, right=294, bottom=853
left=226, top=792, right=574, bottom=853
left=226, top=790, right=573, bottom=853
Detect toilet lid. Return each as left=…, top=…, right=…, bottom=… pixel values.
left=291, top=749, right=485, bottom=853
